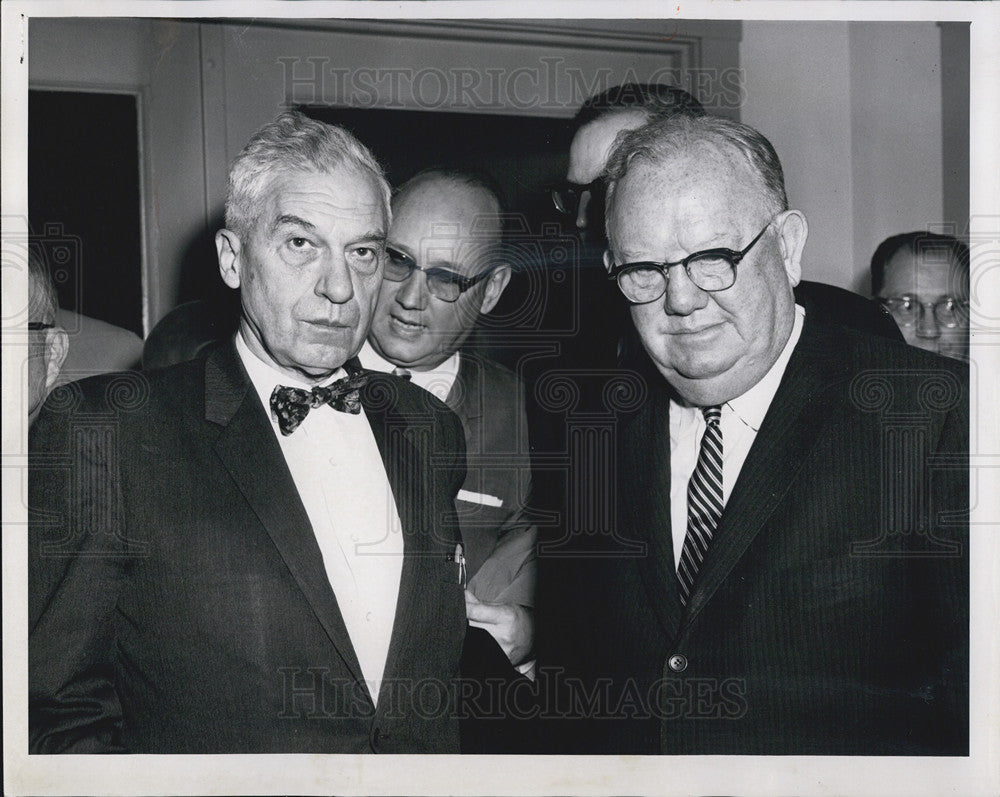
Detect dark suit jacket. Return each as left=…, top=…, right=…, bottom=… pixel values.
left=446, top=352, right=535, bottom=607
left=29, top=342, right=469, bottom=754
left=537, top=317, right=968, bottom=755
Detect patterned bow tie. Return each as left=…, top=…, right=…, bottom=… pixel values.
left=270, top=370, right=370, bottom=435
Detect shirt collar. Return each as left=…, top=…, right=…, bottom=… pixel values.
left=669, top=304, right=805, bottom=434
left=725, top=303, right=805, bottom=432
left=357, top=340, right=461, bottom=403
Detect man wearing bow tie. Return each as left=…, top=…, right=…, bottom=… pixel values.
left=29, top=111, right=469, bottom=753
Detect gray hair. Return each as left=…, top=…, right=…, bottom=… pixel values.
left=604, top=115, right=789, bottom=230
left=28, top=248, right=59, bottom=323
left=225, top=110, right=392, bottom=239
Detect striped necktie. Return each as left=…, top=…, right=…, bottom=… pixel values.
left=677, top=405, right=723, bottom=606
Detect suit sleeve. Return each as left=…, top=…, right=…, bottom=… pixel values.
left=467, top=379, right=537, bottom=607
left=909, top=370, right=970, bottom=753
left=29, top=397, right=128, bottom=753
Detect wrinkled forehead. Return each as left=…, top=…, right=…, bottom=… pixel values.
left=882, top=247, right=964, bottom=297
left=260, top=165, right=388, bottom=223
left=610, top=145, right=769, bottom=237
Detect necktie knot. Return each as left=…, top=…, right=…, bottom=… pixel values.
left=702, top=405, right=722, bottom=426
left=270, top=371, right=370, bottom=435
left=392, top=367, right=412, bottom=381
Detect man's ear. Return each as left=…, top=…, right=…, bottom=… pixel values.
left=774, top=209, right=808, bottom=287
left=479, top=264, right=512, bottom=315
left=216, top=229, right=243, bottom=290
left=602, top=249, right=615, bottom=274
left=43, top=327, right=69, bottom=393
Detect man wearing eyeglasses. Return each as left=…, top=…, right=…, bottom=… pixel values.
left=871, top=231, right=970, bottom=361
left=541, top=114, right=968, bottom=755
left=548, top=84, right=901, bottom=366
left=359, top=168, right=537, bottom=678
left=26, top=250, right=68, bottom=426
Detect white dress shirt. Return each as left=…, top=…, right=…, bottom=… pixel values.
left=236, top=332, right=404, bottom=704
left=668, top=305, right=806, bottom=569
left=358, top=341, right=460, bottom=403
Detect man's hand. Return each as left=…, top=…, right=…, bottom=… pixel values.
left=464, top=590, right=534, bottom=667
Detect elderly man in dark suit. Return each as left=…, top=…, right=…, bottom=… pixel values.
left=29, top=111, right=470, bottom=753
left=359, top=168, right=536, bottom=675
left=539, top=114, right=968, bottom=755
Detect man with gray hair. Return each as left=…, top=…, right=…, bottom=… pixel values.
left=540, top=114, right=968, bottom=755
left=29, top=110, right=470, bottom=753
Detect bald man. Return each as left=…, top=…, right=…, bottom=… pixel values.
left=360, top=168, right=537, bottom=673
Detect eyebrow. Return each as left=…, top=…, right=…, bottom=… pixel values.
left=387, top=244, right=463, bottom=273
left=271, top=214, right=316, bottom=234
left=350, top=230, right=387, bottom=247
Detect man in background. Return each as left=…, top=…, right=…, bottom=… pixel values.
left=871, top=230, right=970, bottom=361
left=360, top=168, right=536, bottom=674
left=549, top=83, right=707, bottom=368
left=30, top=111, right=470, bottom=753
left=26, top=251, right=68, bottom=426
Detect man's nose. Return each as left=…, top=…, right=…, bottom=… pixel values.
left=662, top=266, right=709, bottom=315
left=396, top=269, right=429, bottom=310
left=315, top=255, right=355, bottom=304
left=575, top=190, right=591, bottom=230
left=916, top=302, right=940, bottom=339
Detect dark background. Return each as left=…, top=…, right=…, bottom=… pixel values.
left=29, top=89, right=143, bottom=336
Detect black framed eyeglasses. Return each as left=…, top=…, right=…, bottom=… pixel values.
left=606, top=221, right=773, bottom=304
left=383, top=246, right=494, bottom=303
left=28, top=322, right=55, bottom=331
left=878, top=295, right=969, bottom=329
left=547, top=179, right=605, bottom=217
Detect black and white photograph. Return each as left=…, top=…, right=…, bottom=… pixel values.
left=3, top=1, right=998, bottom=795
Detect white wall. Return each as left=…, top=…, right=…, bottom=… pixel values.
left=849, top=22, right=944, bottom=293
left=741, top=22, right=855, bottom=291
left=741, top=21, right=944, bottom=294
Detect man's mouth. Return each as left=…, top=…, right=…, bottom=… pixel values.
left=671, top=322, right=724, bottom=338
left=389, top=315, right=426, bottom=335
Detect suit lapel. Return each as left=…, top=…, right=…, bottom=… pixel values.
left=445, top=353, right=482, bottom=431
left=619, top=379, right=683, bottom=640
left=205, top=344, right=366, bottom=684
left=681, top=320, right=850, bottom=630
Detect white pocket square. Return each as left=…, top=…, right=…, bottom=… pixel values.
left=456, top=489, right=503, bottom=508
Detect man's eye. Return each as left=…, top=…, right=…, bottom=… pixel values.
left=288, top=237, right=313, bottom=250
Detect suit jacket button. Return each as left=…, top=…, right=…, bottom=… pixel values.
left=668, top=653, right=688, bottom=673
